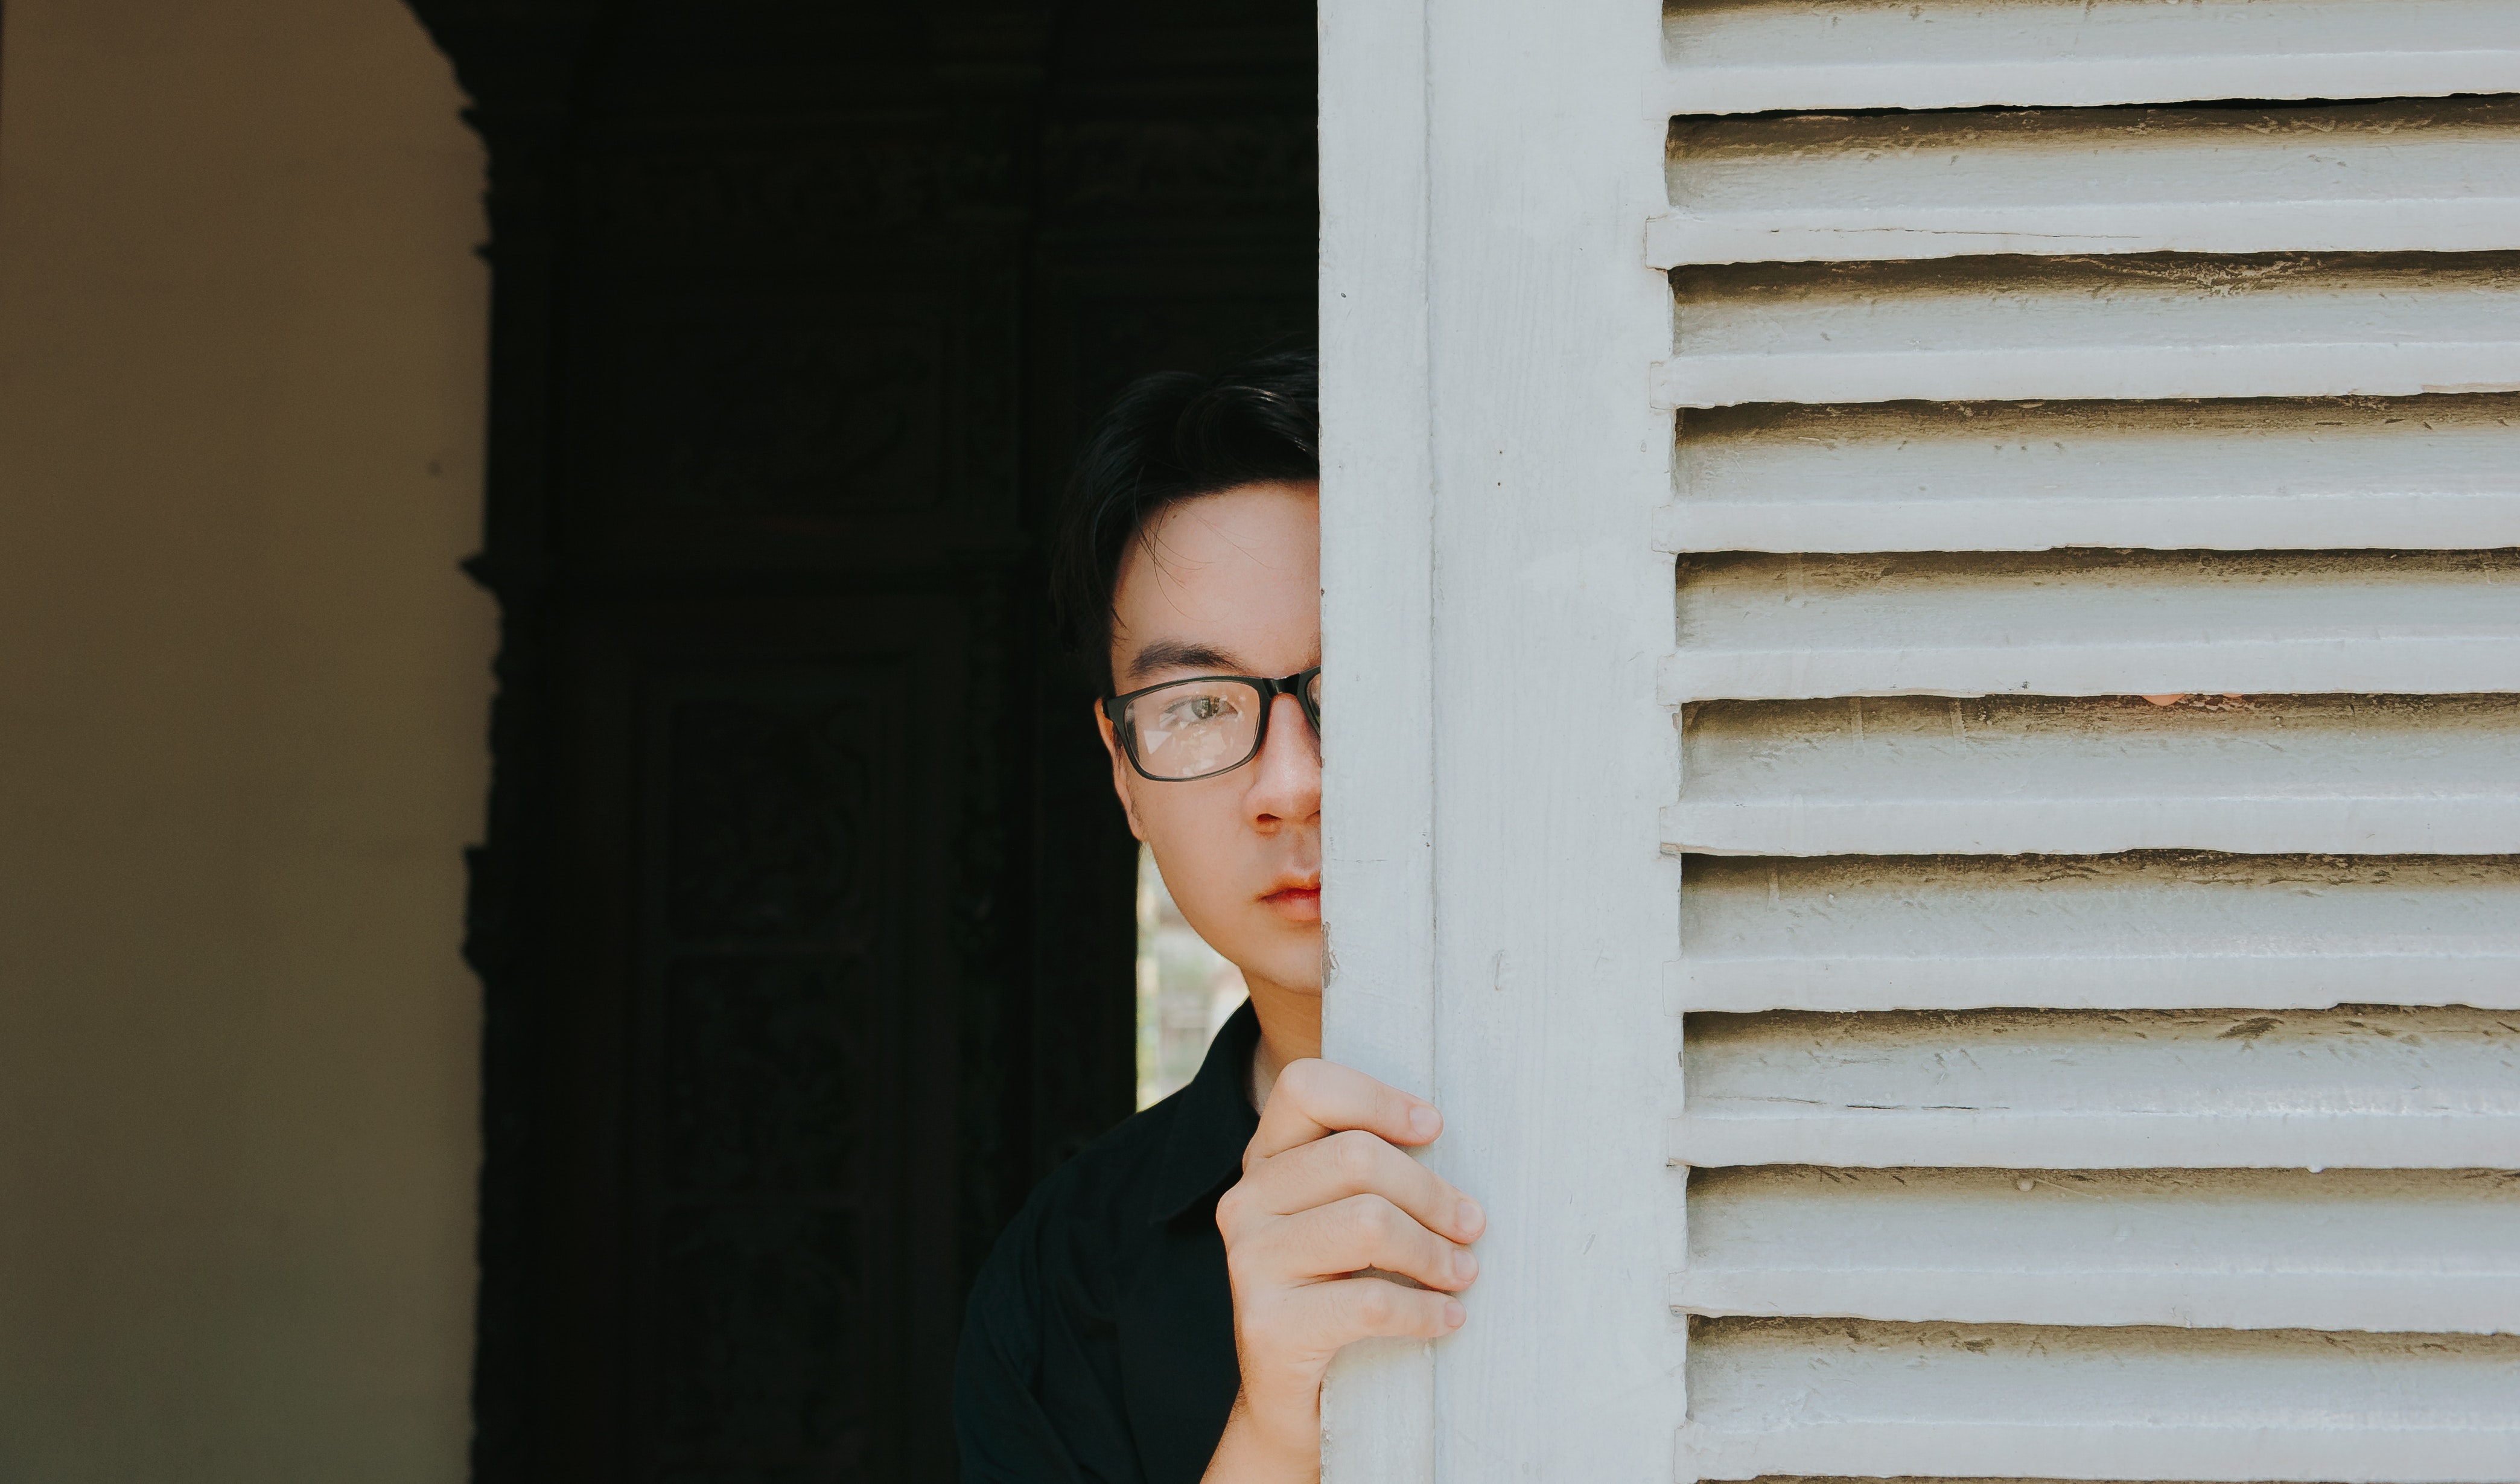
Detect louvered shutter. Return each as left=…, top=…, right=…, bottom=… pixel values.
left=1322, top=1, right=2520, bottom=1480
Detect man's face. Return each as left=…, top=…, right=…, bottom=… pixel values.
left=1098, top=480, right=1322, bottom=999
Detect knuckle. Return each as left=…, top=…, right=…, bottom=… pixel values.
left=1351, top=1279, right=1411, bottom=1320
left=1329, top=1129, right=1381, bottom=1179
left=1351, top=1194, right=1404, bottom=1243
left=1346, top=1282, right=1397, bottom=1330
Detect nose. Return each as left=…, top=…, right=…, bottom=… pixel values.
left=1242, top=692, right=1320, bottom=827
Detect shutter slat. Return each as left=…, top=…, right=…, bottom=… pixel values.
left=1655, top=3, right=2520, bottom=1476
left=1676, top=1006, right=2520, bottom=1170
left=1678, top=1112, right=2520, bottom=1170
left=1669, top=695, right=2520, bottom=857
left=1661, top=0, right=2520, bottom=115
left=1680, top=1167, right=2520, bottom=1333
left=1660, top=550, right=2520, bottom=702
left=1659, top=396, right=2520, bottom=555
left=1654, top=100, right=2520, bottom=269
left=1679, top=1319, right=2520, bottom=1482
left=1679, top=853, right=2520, bottom=1013
left=1656, top=253, right=2520, bottom=409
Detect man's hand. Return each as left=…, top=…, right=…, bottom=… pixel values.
left=1202, top=1059, right=1483, bottom=1482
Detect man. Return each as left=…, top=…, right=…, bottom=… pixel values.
left=956, top=351, right=1484, bottom=1482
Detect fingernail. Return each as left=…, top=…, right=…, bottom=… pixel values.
left=1407, top=1105, right=1442, bottom=1140
left=1456, top=1199, right=1484, bottom=1237
left=1451, top=1248, right=1479, bottom=1284
left=1443, top=1301, right=1466, bottom=1330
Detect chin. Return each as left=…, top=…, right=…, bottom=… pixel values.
left=1241, top=929, right=1324, bottom=996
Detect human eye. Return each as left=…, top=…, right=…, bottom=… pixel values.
left=1157, top=687, right=1240, bottom=728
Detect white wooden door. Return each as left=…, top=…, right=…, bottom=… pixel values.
left=1320, top=1, right=2520, bottom=1480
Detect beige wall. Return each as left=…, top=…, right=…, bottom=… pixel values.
left=0, top=2, right=489, bottom=1479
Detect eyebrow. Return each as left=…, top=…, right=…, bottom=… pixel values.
left=1124, top=639, right=1247, bottom=684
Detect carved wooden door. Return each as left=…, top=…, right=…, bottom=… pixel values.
left=404, top=2, right=1316, bottom=1477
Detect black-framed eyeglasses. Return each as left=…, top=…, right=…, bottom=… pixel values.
left=1102, top=667, right=1322, bottom=782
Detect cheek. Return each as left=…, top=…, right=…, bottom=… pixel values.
left=1135, top=786, right=1251, bottom=919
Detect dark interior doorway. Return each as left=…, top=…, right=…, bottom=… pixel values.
left=402, top=4, right=1316, bottom=1477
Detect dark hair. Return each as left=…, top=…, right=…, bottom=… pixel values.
left=1049, top=348, right=1319, bottom=696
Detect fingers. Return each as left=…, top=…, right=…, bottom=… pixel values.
left=1249, top=1058, right=1441, bottom=1161
left=1290, top=1275, right=1468, bottom=1345
left=1221, top=1057, right=1481, bottom=1383
left=1232, top=1275, right=1466, bottom=1387
left=1232, top=1128, right=1485, bottom=1246
left=1238, top=1193, right=1480, bottom=1294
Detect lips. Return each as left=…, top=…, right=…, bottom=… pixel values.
left=1262, top=877, right=1322, bottom=921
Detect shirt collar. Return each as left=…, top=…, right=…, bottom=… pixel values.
left=1146, top=997, right=1264, bottom=1224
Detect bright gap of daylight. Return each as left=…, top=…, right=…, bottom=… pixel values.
left=1136, top=843, right=1249, bottom=1109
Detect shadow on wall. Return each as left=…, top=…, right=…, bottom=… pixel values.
left=0, top=1, right=491, bottom=1480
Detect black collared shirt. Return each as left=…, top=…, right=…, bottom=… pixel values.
left=955, top=1001, right=1261, bottom=1483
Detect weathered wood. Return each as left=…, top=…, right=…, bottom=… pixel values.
left=1679, top=1318, right=2520, bottom=1482
left=1418, top=0, right=1687, bottom=1476
left=1661, top=550, right=2520, bottom=701
left=1679, top=853, right=2520, bottom=1011
left=1678, top=1166, right=2520, bottom=1333
left=1659, top=395, right=2520, bottom=554
left=1319, top=0, right=1437, bottom=1470
left=1656, top=253, right=2520, bottom=409
left=1336, top=0, right=2520, bottom=1471
left=1655, top=99, right=2520, bottom=267
left=1669, top=694, right=2520, bottom=856
left=1659, top=0, right=2520, bottom=115
left=1676, top=1005, right=2520, bottom=1168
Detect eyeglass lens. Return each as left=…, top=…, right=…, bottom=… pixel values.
left=1124, top=675, right=1321, bottom=781
left=1125, top=679, right=1268, bottom=780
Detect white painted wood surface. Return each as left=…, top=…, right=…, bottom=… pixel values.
left=1317, top=0, right=1437, bottom=1471
left=1655, top=99, right=2520, bottom=267
left=1419, top=0, right=1688, bottom=1475
left=1669, top=693, right=2520, bottom=856
left=1660, top=395, right=2520, bottom=554
left=1680, top=853, right=2520, bottom=1011
left=1324, top=0, right=1684, bottom=1477
left=1646, top=0, right=2520, bottom=1474
left=1335, top=0, right=2520, bottom=1472
left=1661, top=550, right=2520, bottom=701
left=1679, top=1166, right=2520, bottom=1334
left=1657, top=253, right=2520, bottom=409
left=1676, top=1005, right=2520, bottom=1169
left=1659, top=0, right=2520, bottom=115
left=1679, top=1318, right=2520, bottom=1482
